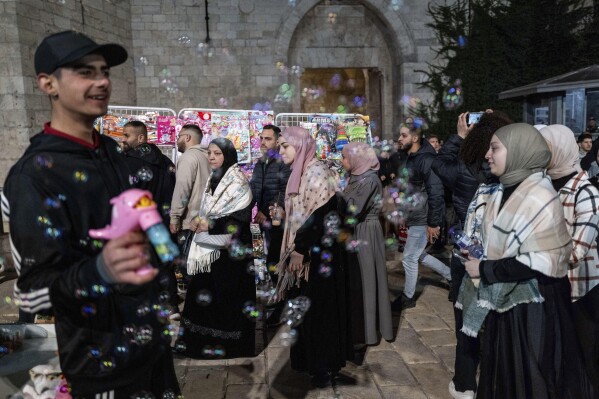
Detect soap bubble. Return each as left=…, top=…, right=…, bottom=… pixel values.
left=195, top=289, right=212, bottom=306
left=100, top=356, right=116, bottom=371
left=130, top=391, right=155, bottom=399
left=158, top=291, right=170, bottom=303
left=161, top=324, right=176, bottom=338
left=162, top=390, right=177, bottom=399
left=345, top=239, right=362, bottom=253
left=281, top=296, right=311, bottom=327
left=81, top=303, right=97, bottom=317
left=137, top=304, right=151, bottom=317
left=242, top=301, right=262, bottom=320
left=36, top=215, right=51, bottom=227
left=318, top=264, right=332, bottom=277
left=174, top=339, right=187, bottom=352
left=136, top=167, right=154, bottom=182
left=139, top=56, right=149, bottom=65
left=442, top=80, right=464, bottom=110
left=114, top=344, right=129, bottom=355
left=123, top=324, right=137, bottom=340
left=177, top=34, right=191, bottom=46
left=44, top=227, right=62, bottom=239
left=87, top=346, right=102, bottom=359
left=34, top=154, right=53, bottom=170
left=135, top=325, right=153, bottom=345
left=201, top=345, right=226, bottom=358
left=73, top=170, right=88, bottom=183
left=321, top=236, right=334, bottom=247
left=43, top=197, right=62, bottom=209
left=91, top=284, right=108, bottom=296
left=279, top=328, right=298, bottom=347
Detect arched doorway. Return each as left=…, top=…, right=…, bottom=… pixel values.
left=274, top=0, right=416, bottom=139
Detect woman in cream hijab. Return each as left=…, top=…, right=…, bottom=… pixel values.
left=460, top=123, right=595, bottom=398
left=539, top=124, right=599, bottom=384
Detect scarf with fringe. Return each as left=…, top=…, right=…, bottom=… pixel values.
left=456, top=172, right=571, bottom=337
left=187, top=164, right=252, bottom=274
left=274, top=159, right=338, bottom=299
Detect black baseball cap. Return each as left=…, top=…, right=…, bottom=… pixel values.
left=34, top=30, right=128, bottom=75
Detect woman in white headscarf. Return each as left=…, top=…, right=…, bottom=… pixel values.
left=540, top=124, right=599, bottom=385
left=178, top=138, right=255, bottom=359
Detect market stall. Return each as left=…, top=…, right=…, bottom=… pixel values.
left=275, top=113, right=372, bottom=160
left=95, top=106, right=178, bottom=163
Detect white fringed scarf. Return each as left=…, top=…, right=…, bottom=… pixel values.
left=187, top=164, right=252, bottom=274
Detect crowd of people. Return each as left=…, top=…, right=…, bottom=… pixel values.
left=3, top=30, right=599, bottom=399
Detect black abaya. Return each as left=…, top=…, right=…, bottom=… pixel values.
left=179, top=204, right=256, bottom=359
left=288, top=196, right=353, bottom=375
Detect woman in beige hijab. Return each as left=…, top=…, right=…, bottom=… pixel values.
left=460, top=123, right=595, bottom=398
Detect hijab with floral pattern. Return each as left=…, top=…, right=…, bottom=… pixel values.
left=275, top=127, right=339, bottom=298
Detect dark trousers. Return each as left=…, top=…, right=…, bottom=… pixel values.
left=265, top=223, right=284, bottom=320
left=71, top=348, right=180, bottom=399
left=450, top=255, right=480, bottom=392
left=265, top=224, right=284, bottom=284
left=572, top=284, right=599, bottom=384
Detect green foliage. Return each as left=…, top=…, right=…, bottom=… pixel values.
left=416, top=0, right=597, bottom=139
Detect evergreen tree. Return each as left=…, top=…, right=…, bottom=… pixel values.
left=417, top=0, right=594, bottom=139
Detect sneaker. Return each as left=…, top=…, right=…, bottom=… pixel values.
left=449, top=380, right=475, bottom=399
left=391, top=294, right=416, bottom=312
left=169, top=312, right=181, bottom=321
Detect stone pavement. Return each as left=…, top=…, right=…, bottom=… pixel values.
left=171, top=249, right=457, bottom=399
left=0, top=250, right=457, bottom=399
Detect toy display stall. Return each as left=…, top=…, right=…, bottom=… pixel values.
left=177, top=108, right=275, bottom=178
left=274, top=113, right=372, bottom=161
left=94, top=106, right=178, bottom=163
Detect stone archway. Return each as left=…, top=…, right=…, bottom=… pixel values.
left=274, top=0, right=417, bottom=138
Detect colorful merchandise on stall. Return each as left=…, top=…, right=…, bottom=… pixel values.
left=177, top=109, right=274, bottom=166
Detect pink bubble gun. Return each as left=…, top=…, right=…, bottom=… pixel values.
left=89, top=189, right=180, bottom=275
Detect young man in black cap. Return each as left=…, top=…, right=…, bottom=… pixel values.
left=1, top=31, right=180, bottom=398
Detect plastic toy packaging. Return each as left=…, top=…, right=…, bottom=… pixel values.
left=89, top=189, right=180, bottom=275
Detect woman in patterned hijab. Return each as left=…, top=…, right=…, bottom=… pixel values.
left=273, top=126, right=351, bottom=388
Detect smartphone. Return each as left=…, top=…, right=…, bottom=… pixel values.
left=467, top=112, right=484, bottom=125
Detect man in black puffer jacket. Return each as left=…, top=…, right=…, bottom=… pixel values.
left=250, top=125, right=291, bottom=272
left=121, top=121, right=176, bottom=226
left=122, top=120, right=180, bottom=318
left=391, top=125, right=451, bottom=311
left=250, top=125, right=291, bottom=325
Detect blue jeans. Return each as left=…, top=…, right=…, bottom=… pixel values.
left=402, top=225, right=452, bottom=299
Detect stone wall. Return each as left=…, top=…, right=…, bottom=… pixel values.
left=0, top=0, right=443, bottom=185
left=0, top=0, right=135, bottom=186
left=130, top=0, right=441, bottom=137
